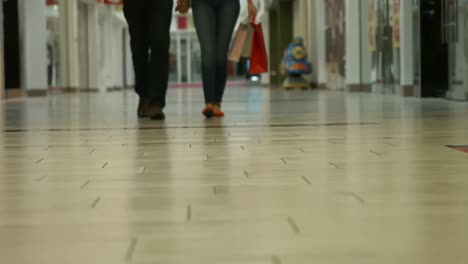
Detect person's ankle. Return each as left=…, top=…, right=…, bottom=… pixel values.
left=213, top=103, right=221, bottom=111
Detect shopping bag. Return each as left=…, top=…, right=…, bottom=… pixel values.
left=241, top=25, right=254, bottom=58
left=249, top=23, right=268, bottom=74
left=228, top=23, right=253, bottom=63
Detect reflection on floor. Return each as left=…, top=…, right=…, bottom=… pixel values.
left=448, top=145, right=468, bottom=154
left=1, top=87, right=468, bottom=264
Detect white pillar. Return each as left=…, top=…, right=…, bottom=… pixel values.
left=87, top=3, right=100, bottom=90
left=19, top=0, right=48, bottom=95
left=451, top=2, right=467, bottom=100
left=345, top=0, right=361, bottom=88
left=315, top=0, right=327, bottom=87
left=399, top=0, right=414, bottom=96
left=360, top=0, right=372, bottom=87
left=59, top=0, right=80, bottom=90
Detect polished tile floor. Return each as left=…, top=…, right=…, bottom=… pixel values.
left=1, top=87, right=468, bottom=264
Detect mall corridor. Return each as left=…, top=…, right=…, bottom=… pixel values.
left=1, top=87, right=468, bottom=263
left=2, top=0, right=468, bottom=263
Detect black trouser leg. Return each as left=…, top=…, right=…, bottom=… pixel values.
left=147, top=0, right=173, bottom=108
left=123, top=0, right=149, bottom=99
left=123, top=0, right=172, bottom=108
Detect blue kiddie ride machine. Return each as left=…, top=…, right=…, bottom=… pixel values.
left=281, top=37, right=312, bottom=89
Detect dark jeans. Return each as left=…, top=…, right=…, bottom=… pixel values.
left=192, top=0, right=240, bottom=104
left=123, top=0, right=173, bottom=108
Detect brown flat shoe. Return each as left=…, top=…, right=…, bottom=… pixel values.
left=137, top=99, right=150, bottom=118
left=147, top=104, right=165, bottom=120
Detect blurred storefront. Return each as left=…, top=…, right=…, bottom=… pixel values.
left=2, top=0, right=468, bottom=101
left=305, top=0, right=468, bottom=100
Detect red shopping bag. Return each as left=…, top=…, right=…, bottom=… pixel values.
left=249, top=23, right=268, bottom=75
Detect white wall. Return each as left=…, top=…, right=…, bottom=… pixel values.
left=111, top=13, right=126, bottom=89
left=19, top=0, right=48, bottom=91
left=125, top=30, right=135, bottom=88
left=399, top=0, right=414, bottom=90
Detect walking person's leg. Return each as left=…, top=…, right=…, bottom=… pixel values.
left=146, top=0, right=173, bottom=120
left=213, top=0, right=240, bottom=108
left=192, top=0, right=218, bottom=117
left=123, top=0, right=151, bottom=117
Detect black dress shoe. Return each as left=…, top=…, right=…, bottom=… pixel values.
left=147, top=104, right=165, bottom=120
left=137, top=99, right=150, bottom=118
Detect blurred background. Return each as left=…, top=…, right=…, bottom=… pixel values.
left=1, top=0, right=468, bottom=101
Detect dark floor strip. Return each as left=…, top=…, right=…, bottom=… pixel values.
left=35, top=158, right=45, bottom=164
left=80, top=180, right=90, bottom=190
left=301, top=176, right=311, bottom=185
left=187, top=205, right=192, bottom=221
left=272, top=255, right=282, bottom=264
left=3, top=122, right=378, bottom=133
left=35, top=176, right=47, bottom=182
left=125, top=237, right=138, bottom=262
left=91, top=197, right=101, bottom=208
left=351, top=192, right=365, bottom=204
left=287, top=217, right=301, bottom=235
left=328, top=162, right=339, bottom=169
